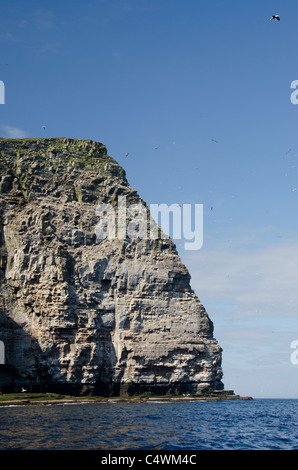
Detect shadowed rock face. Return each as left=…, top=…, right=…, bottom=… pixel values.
left=0, top=138, right=224, bottom=396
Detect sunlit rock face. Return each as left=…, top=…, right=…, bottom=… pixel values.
left=0, top=138, right=224, bottom=396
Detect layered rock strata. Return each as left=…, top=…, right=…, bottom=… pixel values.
left=0, top=138, right=224, bottom=396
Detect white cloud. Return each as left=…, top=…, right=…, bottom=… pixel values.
left=1, top=126, right=27, bottom=138
left=182, top=239, right=298, bottom=320
left=180, top=238, right=298, bottom=397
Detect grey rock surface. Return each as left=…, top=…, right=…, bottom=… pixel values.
left=0, top=138, right=224, bottom=396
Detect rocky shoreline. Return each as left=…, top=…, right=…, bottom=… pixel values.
left=0, top=393, right=253, bottom=406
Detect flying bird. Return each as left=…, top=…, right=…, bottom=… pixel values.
left=21, top=387, right=27, bottom=392
left=42, top=125, right=46, bottom=131
left=270, top=14, right=280, bottom=21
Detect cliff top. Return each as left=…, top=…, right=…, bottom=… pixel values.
left=0, top=137, right=129, bottom=204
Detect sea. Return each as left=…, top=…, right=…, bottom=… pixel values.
left=0, top=398, right=297, bottom=455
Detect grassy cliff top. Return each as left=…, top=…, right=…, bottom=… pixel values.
left=0, top=137, right=116, bottom=168
left=0, top=137, right=128, bottom=202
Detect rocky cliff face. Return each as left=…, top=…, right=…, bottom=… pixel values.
left=0, top=138, right=224, bottom=396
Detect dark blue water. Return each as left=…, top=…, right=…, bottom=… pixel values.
left=0, top=399, right=297, bottom=450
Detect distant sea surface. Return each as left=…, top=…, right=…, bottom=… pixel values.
left=0, top=399, right=297, bottom=450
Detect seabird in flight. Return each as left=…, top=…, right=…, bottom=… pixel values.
left=270, top=14, right=280, bottom=21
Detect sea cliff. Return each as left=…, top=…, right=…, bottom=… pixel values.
left=0, top=138, right=225, bottom=397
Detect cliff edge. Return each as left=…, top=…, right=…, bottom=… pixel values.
left=0, top=138, right=225, bottom=396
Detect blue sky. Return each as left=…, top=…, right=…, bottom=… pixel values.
left=1, top=0, right=298, bottom=398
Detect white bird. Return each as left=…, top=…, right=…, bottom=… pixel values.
left=21, top=387, right=27, bottom=392
left=270, top=14, right=280, bottom=21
